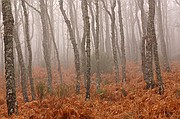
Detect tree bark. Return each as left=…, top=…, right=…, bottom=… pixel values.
left=102, top=0, right=120, bottom=83
left=22, top=0, right=36, bottom=100
left=118, top=0, right=126, bottom=83
left=156, top=0, right=171, bottom=72
left=14, top=0, right=29, bottom=102
left=144, top=0, right=156, bottom=89
left=2, top=0, right=18, bottom=115
left=95, top=0, right=101, bottom=91
left=39, top=0, right=52, bottom=92
left=138, top=0, right=147, bottom=80
left=81, top=0, right=91, bottom=100
left=59, top=0, right=81, bottom=94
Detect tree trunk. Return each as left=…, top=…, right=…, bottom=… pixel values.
left=118, top=0, right=126, bottom=83
left=21, top=0, right=36, bottom=100
left=39, top=0, right=52, bottom=92
left=46, top=3, right=63, bottom=84
left=95, top=0, right=101, bottom=91
left=59, top=0, right=81, bottom=94
left=102, top=0, right=120, bottom=83
left=81, top=0, right=91, bottom=100
left=139, top=0, right=147, bottom=81
left=14, top=0, right=29, bottom=102
left=156, top=0, right=171, bottom=72
left=144, top=0, right=156, bottom=89
left=151, top=0, right=164, bottom=95
left=2, top=0, right=18, bottom=115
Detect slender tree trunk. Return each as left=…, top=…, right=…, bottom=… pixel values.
left=14, top=0, right=29, bottom=102
left=105, top=11, right=111, bottom=55
left=22, top=0, right=36, bottom=100
left=81, top=0, right=91, bottom=100
left=156, top=0, right=171, bottom=72
left=2, top=0, right=18, bottom=115
left=102, top=0, right=120, bottom=83
left=151, top=0, right=164, bottom=95
left=46, top=3, right=63, bottom=84
left=95, top=0, right=101, bottom=91
left=139, top=0, right=147, bottom=80
left=59, top=0, right=81, bottom=94
left=118, top=0, right=126, bottom=83
left=39, top=0, right=52, bottom=92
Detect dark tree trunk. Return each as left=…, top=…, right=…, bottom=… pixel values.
left=2, top=0, right=18, bottom=115
left=144, top=0, right=156, bottom=89
left=151, top=0, right=164, bottom=95
left=81, top=0, right=91, bottom=100
left=21, top=0, right=36, bottom=100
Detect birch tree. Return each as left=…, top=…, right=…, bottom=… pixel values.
left=2, top=0, right=18, bottom=115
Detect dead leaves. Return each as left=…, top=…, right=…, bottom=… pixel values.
left=0, top=62, right=180, bottom=118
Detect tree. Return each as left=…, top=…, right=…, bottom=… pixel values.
left=95, top=0, right=101, bottom=91
left=117, top=0, right=126, bottom=83
left=81, top=0, right=91, bottom=100
left=144, top=0, right=155, bottom=89
left=39, top=0, right=53, bottom=92
left=101, top=0, right=120, bottom=83
left=59, top=0, right=81, bottom=93
left=13, top=0, right=29, bottom=102
left=145, top=0, right=164, bottom=95
left=138, top=0, right=147, bottom=80
left=21, top=0, right=36, bottom=100
left=156, top=0, right=171, bottom=72
left=2, top=0, right=18, bottom=115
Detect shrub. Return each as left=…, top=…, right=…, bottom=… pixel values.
left=56, top=84, right=69, bottom=98
left=36, top=81, right=46, bottom=103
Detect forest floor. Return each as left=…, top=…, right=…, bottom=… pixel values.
left=0, top=62, right=180, bottom=119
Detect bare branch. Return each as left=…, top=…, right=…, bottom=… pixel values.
left=175, top=0, right=180, bottom=6
left=100, top=0, right=112, bottom=19
left=23, top=0, right=41, bottom=14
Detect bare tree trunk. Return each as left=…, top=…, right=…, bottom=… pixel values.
left=118, top=0, right=126, bottom=83
left=144, top=0, right=156, bottom=89
left=156, top=0, right=171, bottom=72
left=104, top=6, right=111, bottom=55
left=45, top=3, right=63, bottom=84
left=39, top=0, right=52, bottom=92
left=2, top=0, right=18, bottom=115
left=95, top=0, right=101, bottom=91
left=81, top=0, right=91, bottom=100
left=151, top=0, right=164, bottom=95
left=138, top=0, right=147, bottom=80
left=22, top=0, right=36, bottom=100
left=59, top=0, right=81, bottom=94
left=14, top=0, right=29, bottom=102
left=102, top=0, right=120, bottom=83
